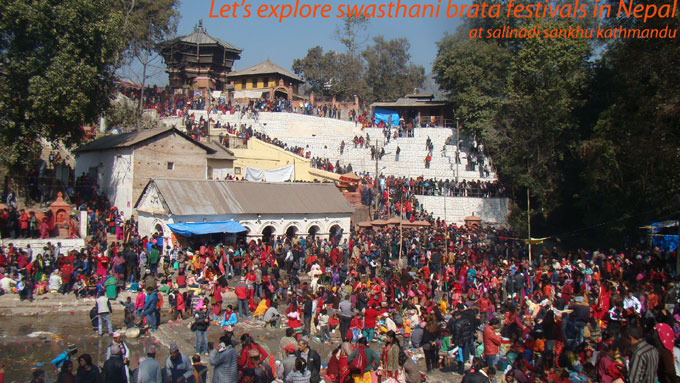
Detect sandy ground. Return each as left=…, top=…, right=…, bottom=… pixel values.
left=0, top=292, right=462, bottom=383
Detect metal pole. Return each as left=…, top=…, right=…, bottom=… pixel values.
left=374, top=140, right=380, bottom=219
left=399, top=198, right=404, bottom=270
left=455, top=118, right=460, bottom=185
left=527, top=188, right=532, bottom=264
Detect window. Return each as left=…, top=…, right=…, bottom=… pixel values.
left=252, top=78, right=257, bottom=88
left=241, top=79, right=246, bottom=88
left=263, top=77, right=269, bottom=86
left=167, top=162, right=174, bottom=170
left=235, top=167, right=241, bottom=175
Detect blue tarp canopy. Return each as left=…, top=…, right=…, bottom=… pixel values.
left=373, top=108, right=400, bottom=127
left=650, top=220, right=678, bottom=252
left=167, top=221, right=248, bottom=237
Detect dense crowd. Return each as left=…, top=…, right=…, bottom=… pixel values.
left=6, top=198, right=680, bottom=383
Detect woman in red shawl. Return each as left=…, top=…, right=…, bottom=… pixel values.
left=95, top=251, right=109, bottom=278
left=211, top=282, right=223, bottom=318
left=593, top=282, right=611, bottom=322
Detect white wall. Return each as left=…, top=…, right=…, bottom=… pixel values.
left=0, top=238, right=86, bottom=255
left=74, top=148, right=134, bottom=217
left=415, top=196, right=510, bottom=226
left=138, top=212, right=351, bottom=243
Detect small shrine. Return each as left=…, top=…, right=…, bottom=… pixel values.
left=49, top=192, right=71, bottom=238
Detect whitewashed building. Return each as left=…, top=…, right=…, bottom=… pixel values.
left=73, top=127, right=235, bottom=217
left=135, top=178, right=354, bottom=243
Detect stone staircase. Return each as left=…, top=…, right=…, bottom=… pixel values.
left=161, top=111, right=498, bottom=181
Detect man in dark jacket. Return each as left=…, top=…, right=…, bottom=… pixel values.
left=295, top=338, right=321, bottom=383
left=102, top=345, right=128, bottom=383
left=194, top=305, right=210, bottom=355
left=450, top=308, right=476, bottom=374
left=123, top=247, right=137, bottom=283
left=303, top=295, right=313, bottom=335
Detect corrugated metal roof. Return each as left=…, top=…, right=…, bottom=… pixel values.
left=228, top=59, right=302, bottom=82
left=142, top=179, right=354, bottom=216
left=74, top=127, right=215, bottom=154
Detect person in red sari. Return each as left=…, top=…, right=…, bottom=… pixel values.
left=211, top=282, right=223, bottom=318
left=95, top=251, right=109, bottom=278
left=593, top=282, right=611, bottom=322
left=286, top=303, right=303, bottom=331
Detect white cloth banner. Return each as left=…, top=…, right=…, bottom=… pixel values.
left=244, top=165, right=294, bottom=182
left=265, top=165, right=294, bottom=182
left=244, top=167, right=264, bottom=182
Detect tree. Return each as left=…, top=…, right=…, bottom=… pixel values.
left=433, top=18, right=592, bottom=237
left=124, top=0, right=179, bottom=128
left=575, top=4, right=680, bottom=237
left=0, top=0, right=127, bottom=170
left=335, top=16, right=370, bottom=57
left=293, top=46, right=338, bottom=97
left=432, top=33, right=511, bottom=136
left=362, top=36, right=425, bottom=103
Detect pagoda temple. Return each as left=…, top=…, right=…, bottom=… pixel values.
left=157, top=20, right=242, bottom=91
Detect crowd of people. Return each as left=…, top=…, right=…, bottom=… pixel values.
left=5, top=196, right=680, bottom=383
left=6, top=83, right=679, bottom=383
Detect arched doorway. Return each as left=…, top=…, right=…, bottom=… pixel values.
left=307, top=225, right=320, bottom=238
left=285, top=225, right=298, bottom=239
left=154, top=223, right=164, bottom=236
left=329, top=225, right=343, bottom=242
left=262, top=226, right=276, bottom=244
left=273, top=87, right=289, bottom=100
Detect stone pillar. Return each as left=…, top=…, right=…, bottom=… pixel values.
left=99, top=116, right=107, bottom=133
left=80, top=210, right=88, bottom=237
left=332, top=95, right=336, bottom=107
left=310, top=92, right=315, bottom=106
left=354, top=95, right=360, bottom=111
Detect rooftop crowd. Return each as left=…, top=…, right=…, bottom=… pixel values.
left=5, top=190, right=680, bottom=383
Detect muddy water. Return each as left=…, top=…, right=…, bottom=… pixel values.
left=0, top=312, right=168, bottom=383
left=0, top=310, right=456, bottom=383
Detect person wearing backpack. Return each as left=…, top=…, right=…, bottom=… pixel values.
left=347, top=337, right=379, bottom=383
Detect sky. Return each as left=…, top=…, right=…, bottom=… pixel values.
left=135, top=0, right=466, bottom=86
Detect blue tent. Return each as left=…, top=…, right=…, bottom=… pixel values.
left=167, top=221, right=248, bottom=237
left=650, top=221, right=678, bottom=252
left=373, top=108, right=400, bottom=127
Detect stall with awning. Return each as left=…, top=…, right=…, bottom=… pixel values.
left=167, top=221, right=248, bottom=237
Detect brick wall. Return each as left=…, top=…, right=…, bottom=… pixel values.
left=132, top=132, right=207, bottom=205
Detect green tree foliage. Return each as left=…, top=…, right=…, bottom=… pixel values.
left=576, top=4, right=680, bottom=236
left=0, top=0, right=126, bottom=170
left=294, top=18, right=424, bottom=105
left=433, top=33, right=511, bottom=137
left=0, top=0, right=179, bottom=170
left=362, top=36, right=425, bottom=104
left=293, top=46, right=340, bottom=97
left=433, top=14, right=680, bottom=243
left=124, top=0, right=179, bottom=127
